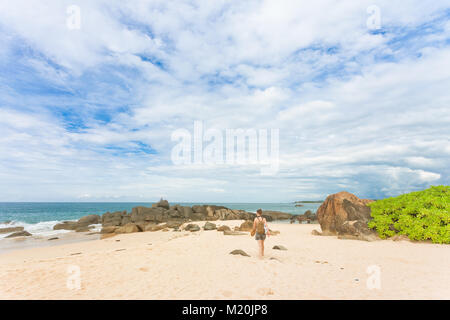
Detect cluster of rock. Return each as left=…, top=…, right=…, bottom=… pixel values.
left=100, top=200, right=255, bottom=233
left=314, top=191, right=378, bottom=241
left=48, top=199, right=288, bottom=238
left=290, top=210, right=318, bottom=224
left=53, top=214, right=101, bottom=232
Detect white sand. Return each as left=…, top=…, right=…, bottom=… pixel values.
left=0, top=221, right=449, bottom=299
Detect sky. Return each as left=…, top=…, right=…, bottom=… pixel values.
left=0, top=0, right=449, bottom=202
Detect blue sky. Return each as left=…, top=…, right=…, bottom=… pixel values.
left=0, top=0, right=449, bottom=202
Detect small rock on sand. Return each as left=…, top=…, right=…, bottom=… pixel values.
left=230, top=249, right=250, bottom=257
left=272, top=245, right=287, bottom=250
left=48, top=237, right=59, bottom=241
left=217, top=225, right=231, bottom=232
left=184, top=224, right=200, bottom=232
left=203, top=222, right=217, bottom=230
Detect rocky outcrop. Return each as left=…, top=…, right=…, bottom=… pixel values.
left=292, top=210, right=318, bottom=224
left=96, top=201, right=291, bottom=236
left=77, top=214, right=100, bottom=226
left=261, top=211, right=292, bottom=221
left=0, top=226, right=24, bottom=234
left=54, top=214, right=101, bottom=231
left=5, top=231, right=32, bottom=238
left=238, top=220, right=254, bottom=232
left=116, top=223, right=140, bottom=234
left=316, top=191, right=377, bottom=241
left=53, top=221, right=78, bottom=230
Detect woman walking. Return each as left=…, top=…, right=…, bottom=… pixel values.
left=252, top=209, right=269, bottom=258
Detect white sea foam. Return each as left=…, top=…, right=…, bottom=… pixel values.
left=0, top=220, right=76, bottom=239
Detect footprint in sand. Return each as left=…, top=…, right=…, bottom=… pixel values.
left=139, top=267, right=149, bottom=272
left=256, top=287, right=274, bottom=296
left=221, top=290, right=233, bottom=297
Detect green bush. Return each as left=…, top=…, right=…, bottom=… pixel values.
left=368, top=186, right=450, bottom=244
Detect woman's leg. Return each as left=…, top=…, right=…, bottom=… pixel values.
left=258, top=240, right=264, bottom=258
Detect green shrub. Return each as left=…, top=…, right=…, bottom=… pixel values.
left=368, top=186, right=450, bottom=244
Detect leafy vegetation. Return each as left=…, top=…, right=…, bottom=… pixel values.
left=368, top=186, right=450, bottom=244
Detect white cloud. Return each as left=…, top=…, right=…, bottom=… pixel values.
left=0, top=0, right=449, bottom=201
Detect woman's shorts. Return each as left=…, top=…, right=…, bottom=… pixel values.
left=255, top=232, right=266, bottom=240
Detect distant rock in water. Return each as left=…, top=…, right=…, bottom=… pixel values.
left=317, top=191, right=378, bottom=241
left=0, top=226, right=24, bottom=234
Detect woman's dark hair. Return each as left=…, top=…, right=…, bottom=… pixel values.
left=256, top=209, right=262, bottom=215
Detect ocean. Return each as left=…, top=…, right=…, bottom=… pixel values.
left=0, top=202, right=321, bottom=238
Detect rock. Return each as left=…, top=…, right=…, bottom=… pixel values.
left=101, top=226, right=118, bottom=234
left=311, top=230, right=322, bottom=236
left=184, top=223, right=200, bottom=232
left=144, top=224, right=166, bottom=232
left=223, top=230, right=246, bottom=236
left=230, top=249, right=250, bottom=257
left=203, top=222, right=217, bottom=230
left=317, top=191, right=377, bottom=240
left=269, top=229, right=280, bottom=235
left=261, top=211, right=292, bottom=221
left=166, top=221, right=183, bottom=229
left=238, top=220, right=254, bottom=232
left=192, top=205, right=206, bottom=214
left=5, top=231, right=32, bottom=238
left=156, top=198, right=170, bottom=210
left=0, top=226, right=24, bottom=234
left=391, top=234, right=410, bottom=242
left=179, top=206, right=193, bottom=218
left=115, top=223, right=140, bottom=234
left=77, top=214, right=100, bottom=226
left=48, top=237, right=59, bottom=241
left=75, top=225, right=94, bottom=232
left=217, top=225, right=231, bottom=232
left=272, top=245, right=287, bottom=250
left=53, top=221, right=78, bottom=230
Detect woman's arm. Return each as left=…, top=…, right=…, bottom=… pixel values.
left=264, top=218, right=270, bottom=236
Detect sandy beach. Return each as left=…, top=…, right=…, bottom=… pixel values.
left=0, top=221, right=449, bottom=300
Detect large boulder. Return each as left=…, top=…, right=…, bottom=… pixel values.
left=53, top=221, right=78, bottom=230
left=115, top=223, right=140, bottom=234
left=102, top=211, right=127, bottom=227
left=316, top=191, right=377, bottom=241
left=77, top=214, right=101, bottom=226
left=238, top=220, right=254, bottom=232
